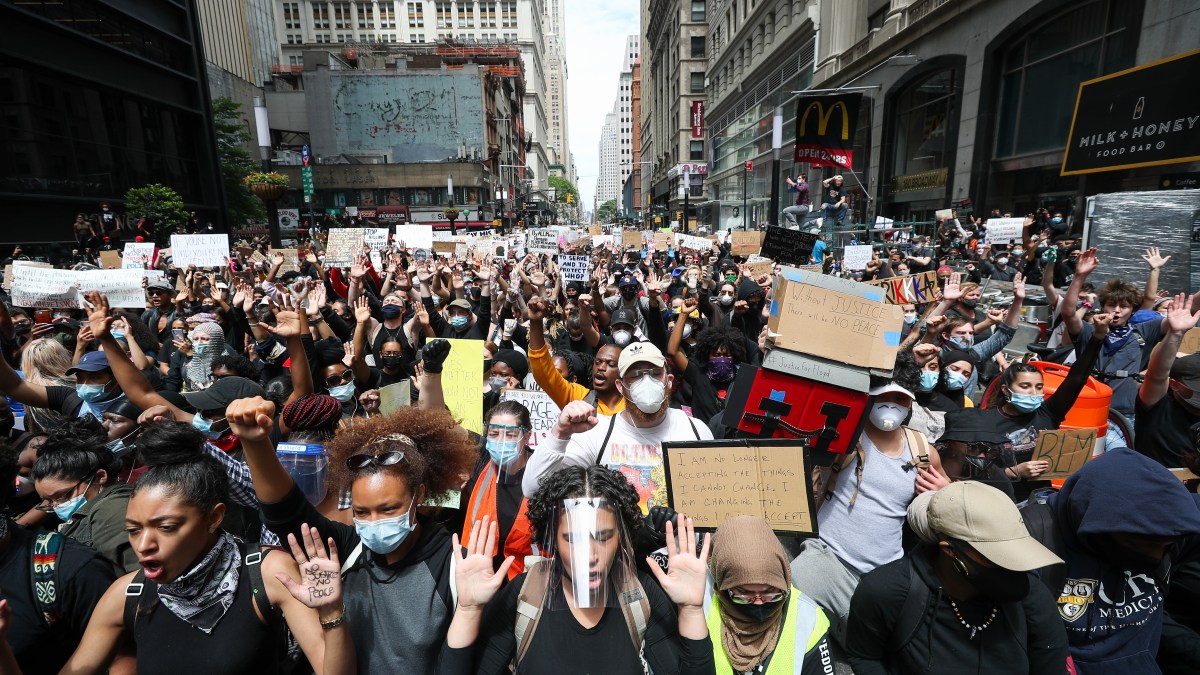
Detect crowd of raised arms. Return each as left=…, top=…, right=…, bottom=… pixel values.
left=2, top=208, right=1200, bottom=675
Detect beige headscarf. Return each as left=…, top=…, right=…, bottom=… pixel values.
left=709, top=516, right=791, bottom=671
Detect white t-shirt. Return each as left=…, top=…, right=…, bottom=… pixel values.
left=522, top=408, right=713, bottom=512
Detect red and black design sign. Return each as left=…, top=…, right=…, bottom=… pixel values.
left=794, top=93, right=862, bottom=169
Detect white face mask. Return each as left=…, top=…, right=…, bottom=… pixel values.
left=681, top=324, right=693, bottom=340
left=627, top=374, right=667, bottom=414
left=869, top=402, right=908, bottom=431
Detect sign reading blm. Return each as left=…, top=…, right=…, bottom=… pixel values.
left=793, top=93, right=862, bottom=169
left=1061, top=48, right=1200, bottom=176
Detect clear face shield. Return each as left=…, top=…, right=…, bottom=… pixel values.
left=541, top=498, right=637, bottom=610
left=482, top=423, right=529, bottom=484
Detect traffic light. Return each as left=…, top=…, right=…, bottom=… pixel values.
left=566, top=193, right=574, bottom=204
left=675, top=211, right=683, bottom=221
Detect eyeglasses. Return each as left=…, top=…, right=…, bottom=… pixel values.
left=35, top=474, right=96, bottom=513
left=485, top=424, right=528, bottom=441
left=620, top=367, right=664, bottom=385
left=325, top=370, right=354, bottom=388
left=346, top=450, right=408, bottom=470
left=726, top=588, right=787, bottom=604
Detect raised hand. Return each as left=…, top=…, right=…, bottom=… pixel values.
left=1164, top=292, right=1200, bottom=334
left=553, top=400, right=599, bottom=438
left=276, top=523, right=343, bottom=613
left=526, top=295, right=547, bottom=323
left=421, top=338, right=451, bottom=373
left=647, top=516, right=711, bottom=609
left=84, top=291, right=112, bottom=340
left=266, top=306, right=304, bottom=338
left=1075, top=248, right=1099, bottom=277
left=942, top=273, right=962, bottom=302
left=986, top=308, right=1008, bottom=323
left=350, top=254, right=368, bottom=280
left=1142, top=247, right=1171, bottom=270
left=225, top=396, right=276, bottom=442
left=453, top=517, right=514, bottom=610
left=912, top=343, right=939, bottom=365
left=414, top=304, right=430, bottom=328
left=359, top=389, right=381, bottom=414
left=1091, top=310, right=1113, bottom=340
left=1012, top=272, right=1026, bottom=300
left=353, top=296, right=372, bottom=324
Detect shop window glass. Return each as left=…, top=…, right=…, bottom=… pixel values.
left=891, top=69, right=956, bottom=178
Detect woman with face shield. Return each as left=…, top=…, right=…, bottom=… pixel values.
left=440, top=465, right=715, bottom=675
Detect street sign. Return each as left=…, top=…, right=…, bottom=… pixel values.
left=301, top=144, right=310, bottom=167
left=745, top=161, right=753, bottom=171
left=302, top=166, right=314, bottom=196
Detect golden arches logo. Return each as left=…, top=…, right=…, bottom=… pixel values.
left=799, top=100, right=852, bottom=140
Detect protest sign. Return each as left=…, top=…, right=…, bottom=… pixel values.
left=441, top=339, right=484, bottom=434
left=3, top=261, right=51, bottom=291
left=863, top=270, right=939, bottom=305
left=676, top=234, right=713, bottom=253
left=654, top=232, right=672, bottom=250
left=558, top=255, right=591, bottom=282
left=528, top=229, right=560, bottom=255
left=766, top=268, right=905, bottom=370
left=588, top=226, right=602, bottom=236
left=170, top=234, right=230, bottom=268
left=395, top=224, right=434, bottom=251
left=622, top=230, right=642, bottom=249
left=432, top=241, right=457, bottom=256
left=935, top=208, right=954, bottom=221
left=363, top=227, right=390, bottom=252
left=378, top=381, right=411, bottom=416
left=662, top=440, right=816, bottom=535
left=498, top=389, right=562, bottom=449
left=269, top=249, right=300, bottom=274
left=1180, top=328, right=1200, bottom=355
left=122, top=242, right=155, bottom=269
left=592, top=235, right=613, bottom=248
left=1033, top=428, right=1097, bottom=480
left=324, top=228, right=365, bottom=267
left=795, top=264, right=824, bottom=274
left=77, top=269, right=146, bottom=308
left=874, top=216, right=895, bottom=230
left=842, top=245, right=874, bottom=271
left=99, top=250, right=122, bottom=269
left=11, top=266, right=80, bottom=309
left=985, top=218, right=1025, bottom=244
left=759, top=226, right=817, bottom=265
left=730, top=231, right=764, bottom=257
left=743, top=260, right=774, bottom=280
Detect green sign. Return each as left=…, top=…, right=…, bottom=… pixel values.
left=302, top=166, right=314, bottom=195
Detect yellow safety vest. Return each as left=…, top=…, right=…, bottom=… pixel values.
left=706, top=592, right=829, bottom=675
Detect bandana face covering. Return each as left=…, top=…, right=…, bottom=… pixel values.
left=156, top=532, right=241, bottom=633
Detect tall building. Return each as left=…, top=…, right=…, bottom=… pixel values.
left=597, top=110, right=621, bottom=211
left=629, top=58, right=643, bottom=218
left=596, top=35, right=640, bottom=215
left=641, top=0, right=708, bottom=226
left=543, top=0, right=572, bottom=188
left=199, top=0, right=279, bottom=89
left=0, top=0, right=226, bottom=241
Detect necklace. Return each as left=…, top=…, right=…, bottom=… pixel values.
left=949, top=599, right=996, bottom=640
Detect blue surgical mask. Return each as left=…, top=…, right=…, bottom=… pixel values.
left=110, top=330, right=126, bottom=340
left=449, top=315, right=470, bottom=329
left=329, top=382, right=356, bottom=402
left=944, top=370, right=968, bottom=391
left=75, top=383, right=109, bottom=403
left=1009, top=392, right=1044, bottom=413
left=191, top=412, right=223, bottom=439
left=54, top=492, right=87, bottom=521
left=1051, top=217, right=1062, bottom=224
left=353, top=496, right=416, bottom=554
left=918, top=370, right=939, bottom=392
left=486, top=438, right=522, bottom=467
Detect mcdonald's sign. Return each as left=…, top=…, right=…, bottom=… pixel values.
left=793, top=93, right=862, bottom=168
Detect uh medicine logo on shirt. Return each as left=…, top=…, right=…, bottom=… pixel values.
left=1058, top=573, right=1162, bottom=625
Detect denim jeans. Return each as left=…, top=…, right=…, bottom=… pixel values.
left=783, top=204, right=811, bottom=228
left=823, top=203, right=848, bottom=225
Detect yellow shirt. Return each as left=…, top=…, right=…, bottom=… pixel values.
left=527, top=344, right=625, bottom=416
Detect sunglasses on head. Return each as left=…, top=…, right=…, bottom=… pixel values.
left=346, top=450, right=407, bottom=470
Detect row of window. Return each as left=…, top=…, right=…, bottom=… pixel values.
left=284, top=30, right=526, bottom=46
left=281, top=1, right=512, bottom=31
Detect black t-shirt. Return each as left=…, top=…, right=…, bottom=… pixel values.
left=980, top=405, right=1064, bottom=502
left=823, top=184, right=844, bottom=206
left=0, top=526, right=116, bottom=673
left=1134, top=392, right=1199, bottom=467
left=46, top=384, right=86, bottom=417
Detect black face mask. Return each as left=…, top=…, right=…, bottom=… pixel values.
left=950, top=541, right=1030, bottom=603
left=961, top=299, right=978, bottom=309
left=1087, top=534, right=1170, bottom=575
left=621, top=288, right=637, bottom=300
left=737, top=598, right=785, bottom=622
left=381, top=355, right=406, bottom=370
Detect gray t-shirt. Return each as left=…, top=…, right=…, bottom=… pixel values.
left=1076, top=318, right=1163, bottom=414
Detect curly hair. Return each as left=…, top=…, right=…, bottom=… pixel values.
left=1097, top=278, right=1141, bottom=310
left=326, top=406, right=475, bottom=503
left=112, top=309, right=160, bottom=356
left=692, top=325, right=748, bottom=364
left=526, top=465, right=643, bottom=552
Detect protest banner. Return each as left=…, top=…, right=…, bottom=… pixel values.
left=122, top=242, right=155, bottom=269
left=874, top=216, right=895, bottom=230
left=378, top=381, right=411, bottom=416
left=528, top=229, right=560, bottom=255
left=441, top=339, right=484, bottom=434
left=759, top=226, right=817, bottom=265
left=662, top=440, right=816, bottom=535
left=99, top=250, right=122, bottom=269
left=3, top=261, right=51, bottom=291
left=795, top=264, right=824, bottom=274
left=743, top=260, right=774, bottom=280
left=842, top=245, right=874, bottom=271
left=324, top=228, right=365, bottom=267
left=170, top=234, right=230, bottom=268
left=1033, top=428, right=1097, bottom=480
left=395, top=224, right=434, bottom=251
left=11, top=265, right=80, bottom=309
left=676, top=234, right=713, bottom=253
left=766, top=268, right=905, bottom=370
left=77, top=269, right=146, bottom=308
left=499, top=389, right=562, bottom=449
left=985, top=218, right=1025, bottom=244
left=269, top=249, right=300, bottom=274
left=558, top=255, right=591, bottom=282
left=863, top=270, right=939, bottom=305
left=730, top=231, right=764, bottom=257
left=622, top=230, right=642, bottom=249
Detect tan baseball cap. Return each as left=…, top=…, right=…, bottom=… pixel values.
left=927, top=481, right=1063, bottom=571
left=617, top=341, right=665, bottom=377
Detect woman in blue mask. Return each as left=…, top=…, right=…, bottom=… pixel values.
left=454, top=401, right=536, bottom=581
left=230, top=395, right=477, bottom=674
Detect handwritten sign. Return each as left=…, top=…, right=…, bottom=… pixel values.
left=985, top=218, right=1025, bottom=244
left=730, top=231, right=764, bottom=257
left=935, top=208, right=954, bottom=221
left=324, top=228, right=365, bottom=267
left=528, top=229, right=560, bottom=255
left=676, top=234, right=712, bottom=252
left=863, top=270, right=939, bottom=305
left=77, top=269, right=147, bottom=308
left=744, top=260, right=774, bottom=280
left=1033, top=428, right=1097, bottom=480
left=842, top=245, right=873, bottom=271
left=622, top=230, right=642, bottom=249
left=588, top=226, right=602, bottom=235
left=395, top=224, right=434, bottom=251
left=662, top=440, right=816, bottom=535
left=267, top=248, right=298, bottom=274
left=558, top=255, right=591, bottom=282
left=760, top=226, right=817, bottom=265
left=441, top=338, right=484, bottom=434
left=170, top=234, right=229, bottom=268
left=98, top=250, right=122, bottom=269
left=432, top=241, right=457, bottom=256
left=11, top=266, right=80, bottom=308
left=499, top=388, right=562, bottom=449
left=378, top=380, right=411, bottom=416
left=1179, top=328, right=1200, bottom=354
left=122, top=242, right=155, bottom=269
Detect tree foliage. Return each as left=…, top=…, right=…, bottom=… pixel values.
left=547, top=176, right=579, bottom=204
left=212, top=96, right=265, bottom=227
left=596, top=199, right=618, bottom=224
left=123, top=184, right=189, bottom=246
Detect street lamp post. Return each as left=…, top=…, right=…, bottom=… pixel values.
left=682, top=170, right=690, bottom=235
left=445, top=174, right=459, bottom=235
left=253, top=96, right=282, bottom=247
left=770, top=106, right=783, bottom=228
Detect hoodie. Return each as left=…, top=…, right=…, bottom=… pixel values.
left=1047, top=448, right=1200, bottom=675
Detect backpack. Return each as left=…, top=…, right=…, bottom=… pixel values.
left=513, top=559, right=651, bottom=671
left=812, top=427, right=932, bottom=511
left=1020, top=501, right=1068, bottom=595
left=32, top=531, right=65, bottom=627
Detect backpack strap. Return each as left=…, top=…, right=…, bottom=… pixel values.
left=617, top=576, right=651, bottom=652
left=686, top=416, right=701, bottom=440
left=888, top=557, right=932, bottom=654
left=122, top=569, right=157, bottom=631
left=32, top=531, right=65, bottom=627
left=514, top=560, right=552, bottom=667
left=812, top=447, right=861, bottom=511
left=901, top=427, right=932, bottom=469
left=241, top=541, right=274, bottom=622
left=595, top=413, right=619, bottom=465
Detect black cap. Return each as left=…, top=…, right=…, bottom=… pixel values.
left=940, top=409, right=1008, bottom=445
left=611, top=307, right=638, bottom=329
left=1171, top=354, right=1200, bottom=391
left=183, top=377, right=266, bottom=412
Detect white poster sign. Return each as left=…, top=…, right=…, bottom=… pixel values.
left=498, top=389, right=561, bottom=450
left=843, top=245, right=874, bottom=271
left=528, top=229, right=560, bottom=255
left=11, top=266, right=81, bottom=309
left=985, top=218, right=1025, bottom=244
left=77, top=270, right=147, bottom=308
left=394, top=224, right=434, bottom=250
left=170, top=234, right=230, bottom=268
left=122, top=242, right=155, bottom=269
left=558, top=255, right=591, bottom=282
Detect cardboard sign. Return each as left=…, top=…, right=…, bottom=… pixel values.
left=528, top=229, right=560, bottom=255
left=760, top=226, right=817, bottom=265
left=77, top=269, right=146, bottom=308
left=654, top=232, right=672, bottom=249
left=863, top=270, right=939, bottom=305
left=744, top=260, right=774, bottom=281
left=662, top=440, right=816, bottom=535
left=1179, top=328, right=1200, bottom=354
left=622, top=230, right=643, bottom=249
left=395, top=224, right=434, bottom=250
left=441, top=338, right=484, bottom=434
left=767, top=268, right=904, bottom=371
left=269, top=248, right=300, bottom=274
left=498, top=388, right=562, bottom=449
left=842, top=245, right=874, bottom=271
left=558, top=255, right=591, bottom=282
left=122, top=242, right=155, bottom=269
left=730, top=231, right=764, bottom=257
left=170, top=234, right=230, bottom=268
left=795, top=264, right=824, bottom=274
left=432, top=241, right=457, bottom=255
left=10, top=265, right=80, bottom=308
left=324, top=228, right=365, bottom=267
left=985, top=218, right=1025, bottom=244
left=378, top=380, right=412, bottom=416
left=935, top=208, right=954, bottom=220
left=588, top=226, right=602, bottom=236
left=99, top=250, right=123, bottom=269
left=1034, top=428, right=1097, bottom=479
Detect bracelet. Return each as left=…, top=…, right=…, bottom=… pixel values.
left=320, top=608, right=346, bottom=629
left=247, top=322, right=260, bottom=327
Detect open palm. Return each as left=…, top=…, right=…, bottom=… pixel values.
left=454, top=517, right=513, bottom=610
left=648, top=516, right=710, bottom=609
left=276, top=524, right=343, bottom=612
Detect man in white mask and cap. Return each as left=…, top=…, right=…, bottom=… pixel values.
left=521, top=342, right=713, bottom=512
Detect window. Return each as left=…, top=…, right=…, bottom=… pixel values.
left=436, top=2, right=451, bottom=28
left=334, top=2, right=352, bottom=29
left=461, top=0, right=474, bottom=27
left=357, top=2, right=372, bottom=28
left=336, top=33, right=349, bottom=42
left=690, top=36, right=705, bottom=58
left=315, top=33, right=332, bottom=43
left=480, top=1, right=496, bottom=27
left=690, top=141, right=704, bottom=160
left=283, top=2, right=302, bottom=29
left=690, top=71, right=705, bottom=92
left=410, top=33, right=425, bottom=42
left=289, top=55, right=303, bottom=66
left=286, top=33, right=303, bottom=44
left=891, top=69, right=957, bottom=178
left=312, top=4, right=330, bottom=29
left=380, top=3, right=397, bottom=27
left=691, top=0, right=706, bottom=21
left=501, top=1, right=517, bottom=28
left=868, top=3, right=889, bottom=31
left=408, top=2, right=424, bottom=27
